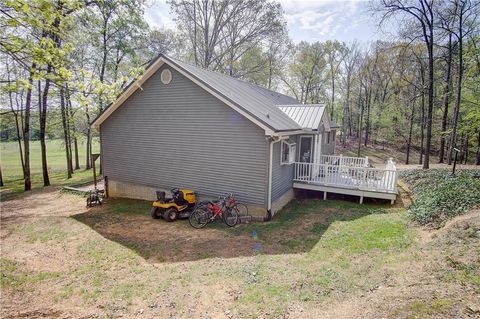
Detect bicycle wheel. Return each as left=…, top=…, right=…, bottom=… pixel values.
left=223, top=208, right=239, bottom=227
left=189, top=207, right=211, bottom=229
left=233, top=203, right=248, bottom=217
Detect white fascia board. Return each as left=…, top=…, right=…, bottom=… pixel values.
left=271, top=129, right=317, bottom=137
left=91, top=59, right=166, bottom=128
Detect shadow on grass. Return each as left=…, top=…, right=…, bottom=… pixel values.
left=72, top=194, right=395, bottom=263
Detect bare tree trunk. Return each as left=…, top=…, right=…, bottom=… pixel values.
left=60, top=87, right=72, bottom=178
left=64, top=93, right=73, bottom=173
left=439, top=34, right=453, bottom=163
left=406, top=102, right=415, bottom=165
left=86, top=134, right=91, bottom=170
left=342, top=79, right=351, bottom=147
left=364, top=88, right=371, bottom=147
left=348, top=105, right=353, bottom=137
left=9, top=94, right=25, bottom=178
left=65, top=86, right=80, bottom=170
left=99, top=18, right=108, bottom=111
left=85, top=108, right=91, bottom=170
left=23, top=64, right=35, bottom=191
left=357, top=95, right=364, bottom=157
left=356, top=86, right=362, bottom=138
left=447, top=6, right=464, bottom=166
left=39, top=68, right=51, bottom=186
left=464, top=134, right=469, bottom=164
left=422, top=3, right=435, bottom=170
left=193, top=0, right=198, bottom=65
left=73, top=137, right=80, bottom=170
left=330, top=72, right=335, bottom=120
left=267, top=56, right=273, bottom=90
left=476, top=131, right=480, bottom=165
left=419, top=92, right=425, bottom=165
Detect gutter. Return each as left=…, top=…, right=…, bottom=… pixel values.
left=266, top=135, right=288, bottom=221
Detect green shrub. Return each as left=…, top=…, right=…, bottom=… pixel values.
left=399, top=169, right=480, bottom=225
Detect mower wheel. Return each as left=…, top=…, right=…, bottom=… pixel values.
left=163, top=208, right=177, bottom=222
left=151, top=207, right=161, bottom=219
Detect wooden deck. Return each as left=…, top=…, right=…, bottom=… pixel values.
left=293, top=155, right=398, bottom=204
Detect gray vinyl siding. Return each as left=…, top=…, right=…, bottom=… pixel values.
left=322, top=129, right=336, bottom=155
left=101, top=65, right=268, bottom=206
left=271, top=135, right=297, bottom=201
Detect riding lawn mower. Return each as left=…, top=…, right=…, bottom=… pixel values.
left=151, top=188, right=197, bottom=222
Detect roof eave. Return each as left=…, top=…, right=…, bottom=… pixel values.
left=92, top=54, right=299, bottom=134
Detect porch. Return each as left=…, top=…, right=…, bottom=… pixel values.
left=293, top=155, right=398, bottom=204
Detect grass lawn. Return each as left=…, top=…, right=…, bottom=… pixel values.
left=74, top=198, right=410, bottom=262
left=0, top=139, right=100, bottom=196
left=1, top=191, right=479, bottom=318
left=1, top=139, right=100, bottom=177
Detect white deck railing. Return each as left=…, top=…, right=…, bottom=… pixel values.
left=294, top=158, right=397, bottom=194
left=317, top=154, right=369, bottom=167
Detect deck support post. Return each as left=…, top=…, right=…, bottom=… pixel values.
left=323, top=191, right=327, bottom=200
left=391, top=199, right=395, bottom=205
left=359, top=195, right=363, bottom=204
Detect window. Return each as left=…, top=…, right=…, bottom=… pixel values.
left=281, top=140, right=296, bottom=165
left=161, top=69, right=172, bottom=84
left=326, top=132, right=331, bottom=144
left=332, top=130, right=336, bottom=142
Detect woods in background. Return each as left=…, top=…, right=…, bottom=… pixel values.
left=1, top=0, right=479, bottom=192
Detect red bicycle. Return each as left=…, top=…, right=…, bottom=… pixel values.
left=189, top=193, right=239, bottom=228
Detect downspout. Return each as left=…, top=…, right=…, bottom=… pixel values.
left=266, top=136, right=284, bottom=221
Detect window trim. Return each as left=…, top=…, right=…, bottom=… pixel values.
left=299, top=135, right=313, bottom=163
left=280, top=140, right=296, bottom=165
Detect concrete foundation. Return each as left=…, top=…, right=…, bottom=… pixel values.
left=271, top=188, right=295, bottom=216
left=107, top=179, right=269, bottom=217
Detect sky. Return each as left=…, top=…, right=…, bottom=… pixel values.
left=144, top=0, right=389, bottom=44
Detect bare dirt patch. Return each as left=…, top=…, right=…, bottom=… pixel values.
left=72, top=198, right=356, bottom=262
left=74, top=206, right=260, bottom=262
left=1, top=188, right=479, bottom=319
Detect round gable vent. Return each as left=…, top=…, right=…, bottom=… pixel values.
left=160, top=69, right=172, bottom=84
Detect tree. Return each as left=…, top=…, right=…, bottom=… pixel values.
left=81, top=0, right=148, bottom=111
left=3, top=58, right=25, bottom=178
left=438, top=32, right=454, bottom=163
left=169, top=0, right=284, bottom=73
left=442, top=0, right=479, bottom=164
left=341, top=41, right=361, bottom=145
left=282, top=41, right=326, bottom=103
left=324, top=40, right=347, bottom=120
left=380, top=0, right=437, bottom=169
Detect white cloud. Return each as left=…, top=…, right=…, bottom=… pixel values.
left=143, top=0, right=379, bottom=43
left=281, top=0, right=365, bottom=39
left=144, top=0, right=176, bottom=29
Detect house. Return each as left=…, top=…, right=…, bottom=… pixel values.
left=91, top=54, right=340, bottom=217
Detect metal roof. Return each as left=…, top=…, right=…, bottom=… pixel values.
left=278, top=104, right=326, bottom=130
left=92, top=54, right=305, bottom=132
left=329, top=120, right=340, bottom=128
left=165, top=56, right=302, bottom=132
